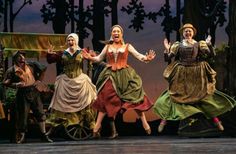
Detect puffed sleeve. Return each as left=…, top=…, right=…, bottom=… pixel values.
left=199, top=41, right=209, bottom=51
left=164, top=41, right=180, bottom=62
left=198, top=40, right=215, bottom=58
left=169, top=41, right=180, bottom=55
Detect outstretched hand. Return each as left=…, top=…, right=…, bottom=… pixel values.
left=146, top=50, right=156, bottom=61
left=47, top=44, right=56, bottom=54
left=205, top=35, right=212, bottom=44
left=163, top=38, right=171, bottom=52
left=82, top=48, right=93, bottom=60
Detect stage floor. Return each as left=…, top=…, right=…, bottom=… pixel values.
left=1, top=136, right=236, bottom=154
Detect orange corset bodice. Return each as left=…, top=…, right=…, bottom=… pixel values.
left=106, top=44, right=129, bottom=71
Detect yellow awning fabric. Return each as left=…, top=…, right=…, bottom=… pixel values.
left=0, top=32, right=67, bottom=58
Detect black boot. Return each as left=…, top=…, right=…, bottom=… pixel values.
left=45, top=126, right=55, bottom=136
left=16, top=132, right=25, bottom=144
left=39, top=122, right=53, bottom=142
left=108, top=119, right=118, bottom=139
left=178, top=113, right=221, bottom=137
left=41, top=133, right=53, bottom=143
left=219, top=107, right=236, bottom=137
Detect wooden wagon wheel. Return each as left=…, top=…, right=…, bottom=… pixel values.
left=64, top=124, right=92, bottom=140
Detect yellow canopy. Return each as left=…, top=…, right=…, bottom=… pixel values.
left=0, top=32, right=67, bottom=58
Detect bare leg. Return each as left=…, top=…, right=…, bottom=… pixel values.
left=93, top=111, right=106, bottom=133
left=135, top=110, right=151, bottom=135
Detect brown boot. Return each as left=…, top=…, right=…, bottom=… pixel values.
left=108, top=120, right=118, bottom=139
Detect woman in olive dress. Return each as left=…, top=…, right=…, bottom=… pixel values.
left=153, top=23, right=236, bottom=137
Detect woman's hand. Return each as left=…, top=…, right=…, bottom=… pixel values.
left=146, top=50, right=156, bottom=62
left=205, top=35, right=212, bottom=45
left=163, top=38, right=171, bottom=53
left=82, top=48, right=93, bottom=60
left=90, top=50, right=97, bottom=57
left=47, top=44, right=56, bottom=54
left=84, top=48, right=97, bottom=57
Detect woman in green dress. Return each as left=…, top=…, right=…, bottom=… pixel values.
left=46, top=33, right=97, bottom=136
left=153, top=23, right=236, bottom=137
left=83, top=25, right=156, bottom=138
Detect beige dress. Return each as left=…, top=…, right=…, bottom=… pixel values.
left=47, top=49, right=97, bottom=128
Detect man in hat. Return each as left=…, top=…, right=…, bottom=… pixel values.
left=3, top=51, right=53, bottom=143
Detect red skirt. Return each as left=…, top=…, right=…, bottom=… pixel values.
left=92, top=80, right=153, bottom=117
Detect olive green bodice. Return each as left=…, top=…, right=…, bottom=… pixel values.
left=61, top=50, right=83, bottom=78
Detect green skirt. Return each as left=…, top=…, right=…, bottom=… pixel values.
left=153, top=90, right=236, bottom=120
left=46, top=105, right=96, bottom=129
left=96, top=66, right=145, bottom=103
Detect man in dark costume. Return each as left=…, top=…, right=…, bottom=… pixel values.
left=3, top=51, right=53, bottom=143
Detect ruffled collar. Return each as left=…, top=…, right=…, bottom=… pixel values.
left=182, top=39, right=197, bottom=46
